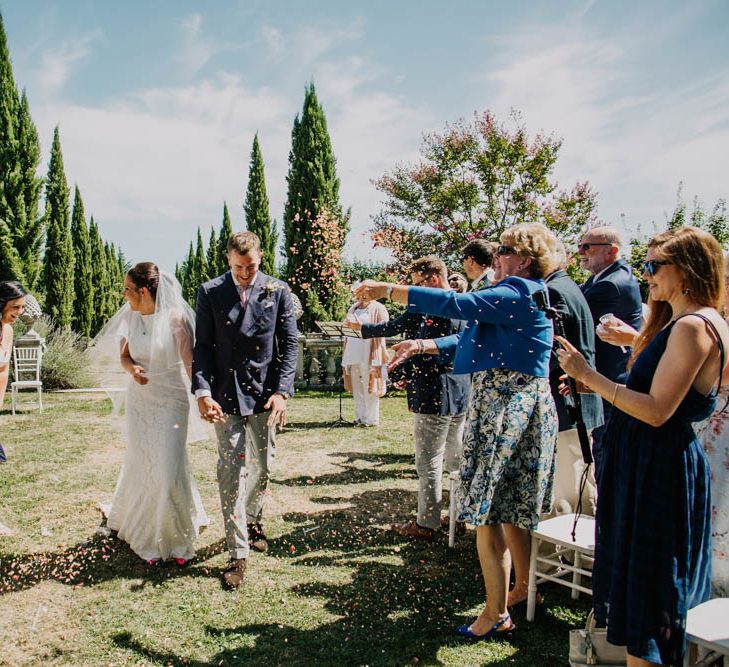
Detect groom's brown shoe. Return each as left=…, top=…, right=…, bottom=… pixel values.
left=247, top=522, right=269, bottom=553
left=222, top=558, right=247, bottom=589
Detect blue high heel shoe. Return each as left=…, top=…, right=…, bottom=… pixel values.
left=455, top=614, right=517, bottom=641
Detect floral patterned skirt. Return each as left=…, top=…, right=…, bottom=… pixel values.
left=457, top=368, right=558, bottom=530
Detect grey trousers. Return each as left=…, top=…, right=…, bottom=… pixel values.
left=413, top=412, right=466, bottom=530
left=214, top=411, right=275, bottom=559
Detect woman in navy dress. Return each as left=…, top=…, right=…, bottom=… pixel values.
left=557, top=226, right=728, bottom=666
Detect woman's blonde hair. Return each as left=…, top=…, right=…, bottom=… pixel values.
left=632, top=226, right=725, bottom=362
left=500, top=223, right=562, bottom=279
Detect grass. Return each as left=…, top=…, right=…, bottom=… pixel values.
left=0, top=392, right=589, bottom=666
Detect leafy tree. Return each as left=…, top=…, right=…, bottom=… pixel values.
left=70, top=186, right=94, bottom=336
left=244, top=133, right=278, bottom=275
left=283, top=84, right=349, bottom=329
left=217, top=202, right=233, bottom=274
left=43, top=127, right=74, bottom=327
left=181, top=241, right=196, bottom=305
left=0, top=217, right=23, bottom=281
left=371, top=110, right=597, bottom=270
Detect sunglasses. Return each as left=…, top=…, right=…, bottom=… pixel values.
left=577, top=242, right=613, bottom=252
left=642, top=259, right=671, bottom=276
left=496, top=245, right=517, bottom=256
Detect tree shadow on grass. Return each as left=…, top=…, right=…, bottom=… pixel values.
left=111, top=487, right=587, bottom=666
left=0, top=534, right=228, bottom=595
left=276, top=451, right=415, bottom=488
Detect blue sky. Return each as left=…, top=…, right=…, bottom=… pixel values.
left=3, top=0, right=729, bottom=271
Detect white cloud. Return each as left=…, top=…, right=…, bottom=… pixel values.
left=37, top=28, right=104, bottom=94
left=175, top=13, right=247, bottom=76
left=480, top=23, right=729, bottom=236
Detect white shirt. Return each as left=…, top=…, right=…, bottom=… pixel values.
left=471, top=268, right=495, bottom=291
left=342, top=308, right=372, bottom=366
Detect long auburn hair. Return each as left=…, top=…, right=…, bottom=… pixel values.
left=631, top=226, right=724, bottom=363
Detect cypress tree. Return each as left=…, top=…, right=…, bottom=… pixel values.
left=104, top=242, right=120, bottom=319
left=244, top=133, right=277, bottom=275
left=206, top=226, right=218, bottom=279
left=16, top=91, right=43, bottom=290
left=89, top=216, right=108, bottom=335
left=283, top=83, right=348, bottom=328
left=43, top=127, right=74, bottom=327
left=217, top=202, right=233, bottom=274
left=194, top=227, right=208, bottom=283
left=70, top=186, right=93, bottom=336
left=182, top=241, right=195, bottom=305
left=0, top=11, right=24, bottom=284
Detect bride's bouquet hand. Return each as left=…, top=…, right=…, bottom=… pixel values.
left=131, top=364, right=149, bottom=385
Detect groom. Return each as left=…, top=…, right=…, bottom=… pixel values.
left=192, top=231, right=298, bottom=589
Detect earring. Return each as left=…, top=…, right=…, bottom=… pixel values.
left=682, top=288, right=690, bottom=295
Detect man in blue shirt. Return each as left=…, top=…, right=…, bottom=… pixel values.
left=579, top=226, right=643, bottom=479
left=349, top=256, right=471, bottom=540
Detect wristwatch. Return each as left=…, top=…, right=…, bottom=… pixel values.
left=385, top=285, right=394, bottom=300
left=275, top=391, right=291, bottom=399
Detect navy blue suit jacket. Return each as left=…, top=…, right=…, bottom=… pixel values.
left=580, top=258, right=643, bottom=382
left=361, top=310, right=470, bottom=416
left=192, top=271, right=299, bottom=416
left=545, top=270, right=603, bottom=432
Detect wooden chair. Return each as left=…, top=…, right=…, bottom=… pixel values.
left=11, top=345, right=43, bottom=414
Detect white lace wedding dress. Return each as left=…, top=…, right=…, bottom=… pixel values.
left=106, top=312, right=208, bottom=561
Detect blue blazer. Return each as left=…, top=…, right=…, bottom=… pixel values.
left=407, top=276, right=553, bottom=378
left=192, top=271, right=299, bottom=416
left=580, top=259, right=643, bottom=382
left=545, top=270, right=604, bottom=432
left=361, top=310, right=471, bottom=416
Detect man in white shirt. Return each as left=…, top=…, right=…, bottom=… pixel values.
left=461, top=239, right=496, bottom=291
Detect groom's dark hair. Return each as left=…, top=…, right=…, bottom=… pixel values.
left=127, top=262, right=160, bottom=299
left=227, top=231, right=261, bottom=256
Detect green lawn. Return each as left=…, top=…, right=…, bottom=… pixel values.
left=0, top=392, right=588, bottom=666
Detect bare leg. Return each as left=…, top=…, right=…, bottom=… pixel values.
left=504, top=523, right=532, bottom=606
left=470, top=524, right=515, bottom=635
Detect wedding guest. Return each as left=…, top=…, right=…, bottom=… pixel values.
left=578, top=226, right=642, bottom=478
left=356, top=223, right=560, bottom=641
left=544, top=243, right=603, bottom=520
left=0, top=281, right=26, bottom=409
left=558, top=226, right=727, bottom=666
left=93, top=264, right=208, bottom=566
left=342, top=296, right=389, bottom=426
left=448, top=273, right=468, bottom=294
left=0, top=281, right=26, bottom=537
left=349, top=256, right=470, bottom=539
left=461, top=239, right=496, bottom=290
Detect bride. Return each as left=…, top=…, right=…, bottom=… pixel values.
left=93, top=263, right=208, bottom=565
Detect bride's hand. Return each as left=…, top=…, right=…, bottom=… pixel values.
left=131, top=364, right=148, bottom=385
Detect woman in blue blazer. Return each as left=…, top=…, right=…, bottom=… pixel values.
left=355, top=223, right=560, bottom=641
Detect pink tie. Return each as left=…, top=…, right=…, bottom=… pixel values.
left=238, top=285, right=249, bottom=309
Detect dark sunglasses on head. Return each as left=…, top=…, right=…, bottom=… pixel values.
left=577, top=242, right=613, bottom=252
left=642, top=259, right=670, bottom=276
left=496, top=245, right=517, bottom=256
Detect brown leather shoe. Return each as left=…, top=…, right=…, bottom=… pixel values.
left=391, top=520, right=435, bottom=541
left=247, top=522, right=269, bottom=553
left=222, top=558, right=247, bottom=589
left=440, top=515, right=466, bottom=537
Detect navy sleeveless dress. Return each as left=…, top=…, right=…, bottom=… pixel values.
left=593, top=315, right=720, bottom=665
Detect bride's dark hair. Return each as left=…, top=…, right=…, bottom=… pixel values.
left=0, top=280, right=27, bottom=317
left=126, top=262, right=160, bottom=299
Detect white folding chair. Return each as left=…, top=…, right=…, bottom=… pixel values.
left=684, top=598, right=729, bottom=666
left=10, top=345, right=43, bottom=414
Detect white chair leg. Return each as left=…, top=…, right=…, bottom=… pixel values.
left=11, top=387, right=16, bottom=415
left=526, top=533, right=539, bottom=622
left=572, top=550, right=581, bottom=600
left=448, top=472, right=458, bottom=548
left=38, top=388, right=42, bottom=413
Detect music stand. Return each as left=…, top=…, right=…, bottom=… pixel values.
left=316, top=321, right=361, bottom=428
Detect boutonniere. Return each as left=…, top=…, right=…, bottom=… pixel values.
left=263, top=281, right=284, bottom=297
